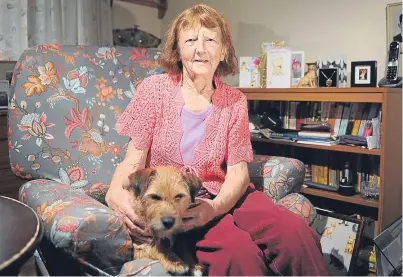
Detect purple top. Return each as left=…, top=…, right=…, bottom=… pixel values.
left=180, top=104, right=213, bottom=165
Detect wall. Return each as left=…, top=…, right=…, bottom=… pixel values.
left=113, top=0, right=400, bottom=86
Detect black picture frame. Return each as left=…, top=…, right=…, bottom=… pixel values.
left=310, top=208, right=366, bottom=276
left=318, top=68, right=338, bottom=88
left=351, top=61, right=377, bottom=87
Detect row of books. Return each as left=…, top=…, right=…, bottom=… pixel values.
left=249, top=100, right=381, bottom=137
left=303, top=151, right=380, bottom=192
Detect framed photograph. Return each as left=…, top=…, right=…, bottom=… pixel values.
left=291, top=51, right=305, bottom=87
left=386, top=2, right=402, bottom=52
left=318, top=68, right=338, bottom=87
left=310, top=208, right=365, bottom=276
left=351, top=61, right=378, bottom=87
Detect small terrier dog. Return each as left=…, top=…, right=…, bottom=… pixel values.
left=125, top=166, right=203, bottom=276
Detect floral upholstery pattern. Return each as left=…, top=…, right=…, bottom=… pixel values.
left=9, top=45, right=163, bottom=195
left=248, top=155, right=316, bottom=224
left=8, top=44, right=316, bottom=275
left=248, top=155, right=305, bottom=202
left=18, top=179, right=132, bottom=274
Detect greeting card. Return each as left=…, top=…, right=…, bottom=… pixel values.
left=239, top=57, right=260, bottom=88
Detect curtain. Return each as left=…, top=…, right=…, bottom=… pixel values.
left=0, top=0, right=113, bottom=61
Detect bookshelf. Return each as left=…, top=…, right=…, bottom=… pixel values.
left=241, top=87, right=402, bottom=235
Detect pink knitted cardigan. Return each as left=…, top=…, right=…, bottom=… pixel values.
left=116, top=73, right=253, bottom=195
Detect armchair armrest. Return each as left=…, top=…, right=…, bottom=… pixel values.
left=19, top=179, right=132, bottom=275
left=276, top=193, right=317, bottom=226
left=248, top=155, right=305, bottom=203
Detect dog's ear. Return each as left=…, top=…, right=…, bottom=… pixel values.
left=182, top=173, right=202, bottom=202
left=127, top=168, right=156, bottom=197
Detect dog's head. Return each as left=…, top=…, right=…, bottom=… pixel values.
left=126, top=166, right=202, bottom=243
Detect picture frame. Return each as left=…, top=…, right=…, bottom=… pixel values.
left=310, top=208, right=365, bottom=276
left=386, top=2, right=402, bottom=52
left=351, top=61, right=378, bottom=87
left=317, top=56, right=347, bottom=87
left=291, top=51, right=305, bottom=87
left=318, top=68, right=338, bottom=88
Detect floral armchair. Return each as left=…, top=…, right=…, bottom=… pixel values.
left=7, top=45, right=316, bottom=276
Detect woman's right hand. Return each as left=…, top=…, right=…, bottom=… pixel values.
left=105, top=187, right=152, bottom=243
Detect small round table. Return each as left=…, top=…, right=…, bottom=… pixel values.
left=0, top=195, right=43, bottom=276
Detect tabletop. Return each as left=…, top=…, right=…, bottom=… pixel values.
left=0, top=195, right=43, bottom=275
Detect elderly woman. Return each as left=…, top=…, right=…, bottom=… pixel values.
left=106, top=3, right=328, bottom=276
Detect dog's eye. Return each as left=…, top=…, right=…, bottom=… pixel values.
left=150, top=194, right=162, bottom=201
left=175, top=193, right=185, bottom=200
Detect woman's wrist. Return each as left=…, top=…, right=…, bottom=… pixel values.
left=211, top=198, right=230, bottom=217
left=108, top=181, right=126, bottom=194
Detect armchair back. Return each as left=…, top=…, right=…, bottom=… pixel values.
left=8, top=45, right=163, bottom=201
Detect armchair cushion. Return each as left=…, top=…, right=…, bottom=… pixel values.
left=19, top=179, right=132, bottom=275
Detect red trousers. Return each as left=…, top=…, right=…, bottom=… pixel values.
left=185, top=189, right=329, bottom=276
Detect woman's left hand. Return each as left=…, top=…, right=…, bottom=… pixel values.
left=182, top=198, right=218, bottom=231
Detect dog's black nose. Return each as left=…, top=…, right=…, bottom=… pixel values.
left=161, top=216, right=175, bottom=229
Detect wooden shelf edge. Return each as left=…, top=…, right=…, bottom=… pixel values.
left=239, top=87, right=402, bottom=103
left=300, top=187, right=379, bottom=208
left=238, top=87, right=389, bottom=93
left=114, top=0, right=167, bottom=18
left=245, top=92, right=383, bottom=103
left=251, top=137, right=382, bottom=156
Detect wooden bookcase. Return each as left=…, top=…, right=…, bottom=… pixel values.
left=241, top=87, right=402, bottom=235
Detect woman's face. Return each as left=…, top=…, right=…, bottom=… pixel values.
left=178, top=25, right=225, bottom=78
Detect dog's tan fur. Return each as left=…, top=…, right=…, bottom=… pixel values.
left=125, top=166, right=203, bottom=276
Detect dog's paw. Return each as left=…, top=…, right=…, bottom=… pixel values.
left=164, top=261, right=189, bottom=275
left=191, top=264, right=203, bottom=276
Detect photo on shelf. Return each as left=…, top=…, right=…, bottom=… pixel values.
left=351, top=61, right=378, bottom=87
left=386, top=2, right=402, bottom=52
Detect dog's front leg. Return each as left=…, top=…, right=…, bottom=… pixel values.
left=175, top=242, right=204, bottom=276
left=133, top=244, right=189, bottom=275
